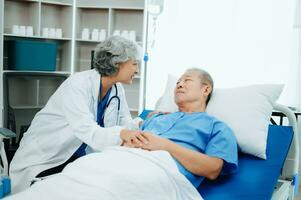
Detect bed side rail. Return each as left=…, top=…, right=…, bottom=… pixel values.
left=273, top=103, right=299, bottom=195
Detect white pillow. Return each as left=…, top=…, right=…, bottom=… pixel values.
left=155, top=74, right=178, bottom=112
left=156, top=74, right=284, bottom=159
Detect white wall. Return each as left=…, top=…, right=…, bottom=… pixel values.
left=145, top=0, right=297, bottom=109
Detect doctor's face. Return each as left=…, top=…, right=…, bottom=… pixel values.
left=116, top=59, right=139, bottom=84
left=174, top=71, right=210, bottom=105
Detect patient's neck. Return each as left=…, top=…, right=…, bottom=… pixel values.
left=177, top=101, right=206, bottom=113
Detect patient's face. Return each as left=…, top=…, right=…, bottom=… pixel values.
left=174, top=71, right=205, bottom=105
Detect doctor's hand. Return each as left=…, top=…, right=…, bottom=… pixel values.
left=140, top=132, right=170, bottom=151
left=120, top=129, right=149, bottom=148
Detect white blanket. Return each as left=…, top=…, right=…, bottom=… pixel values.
left=5, top=147, right=203, bottom=200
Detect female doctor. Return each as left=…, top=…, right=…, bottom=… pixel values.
left=9, top=36, right=147, bottom=194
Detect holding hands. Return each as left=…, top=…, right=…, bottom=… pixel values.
left=120, top=129, right=148, bottom=147
left=140, top=132, right=170, bottom=151
left=121, top=129, right=170, bottom=151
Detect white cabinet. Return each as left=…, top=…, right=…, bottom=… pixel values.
left=0, top=0, right=146, bottom=131
left=110, top=8, right=144, bottom=41
left=3, top=0, right=73, bottom=73
left=74, top=3, right=145, bottom=114
left=6, top=74, right=65, bottom=109
left=75, top=8, right=109, bottom=39
left=4, top=0, right=40, bottom=36
left=40, top=2, right=73, bottom=39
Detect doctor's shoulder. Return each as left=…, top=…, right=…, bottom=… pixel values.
left=69, top=70, right=94, bottom=82
left=64, top=70, right=95, bottom=90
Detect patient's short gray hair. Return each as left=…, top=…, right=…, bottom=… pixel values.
left=186, top=68, right=214, bottom=105
left=93, top=36, right=141, bottom=76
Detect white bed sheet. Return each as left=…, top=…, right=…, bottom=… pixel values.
left=5, top=146, right=202, bottom=200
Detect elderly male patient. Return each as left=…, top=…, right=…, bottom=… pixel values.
left=131, top=68, right=238, bottom=188
left=4, top=68, right=237, bottom=200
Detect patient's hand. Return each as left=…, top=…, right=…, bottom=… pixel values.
left=120, top=129, right=148, bottom=148
left=140, top=132, right=170, bottom=151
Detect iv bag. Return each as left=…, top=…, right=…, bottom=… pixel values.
left=146, top=0, right=164, bottom=50
left=148, top=0, right=164, bottom=18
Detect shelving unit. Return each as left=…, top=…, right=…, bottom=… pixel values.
left=73, top=2, right=145, bottom=119
left=4, top=0, right=39, bottom=36
left=3, top=73, right=67, bottom=137
left=76, top=0, right=144, bottom=9
left=75, top=7, right=109, bottom=39
left=74, top=41, right=95, bottom=72
left=0, top=0, right=146, bottom=130
left=3, top=70, right=71, bottom=76
left=41, top=0, right=73, bottom=6
left=3, top=33, right=72, bottom=41
left=110, top=8, right=144, bottom=41
left=3, top=36, right=72, bottom=72
left=40, top=2, right=73, bottom=38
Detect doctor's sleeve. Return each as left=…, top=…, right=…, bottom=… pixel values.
left=205, top=121, right=238, bottom=175
left=61, top=81, right=123, bottom=151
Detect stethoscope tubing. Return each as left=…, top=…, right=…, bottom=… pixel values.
left=105, top=84, right=121, bottom=125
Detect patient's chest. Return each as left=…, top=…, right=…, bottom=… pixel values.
left=141, top=112, right=214, bottom=152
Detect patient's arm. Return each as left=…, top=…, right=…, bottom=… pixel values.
left=141, top=132, right=223, bottom=180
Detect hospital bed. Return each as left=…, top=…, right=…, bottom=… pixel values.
left=0, top=103, right=298, bottom=199
left=140, top=103, right=299, bottom=200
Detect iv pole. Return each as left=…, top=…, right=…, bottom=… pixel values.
left=142, top=6, right=150, bottom=113
left=141, top=0, right=164, bottom=112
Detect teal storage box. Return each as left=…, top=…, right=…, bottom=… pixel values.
left=8, top=40, right=57, bottom=71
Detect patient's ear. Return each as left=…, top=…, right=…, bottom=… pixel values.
left=202, top=85, right=212, bottom=97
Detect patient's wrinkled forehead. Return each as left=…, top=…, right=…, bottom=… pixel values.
left=179, top=71, right=201, bottom=81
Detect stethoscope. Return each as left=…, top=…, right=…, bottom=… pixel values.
left=107, top=84, right=121, bottom=125
left=99, top=84, right=121, bottom=126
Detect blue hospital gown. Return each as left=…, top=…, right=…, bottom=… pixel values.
left=140, top=112, right=238, bottom=188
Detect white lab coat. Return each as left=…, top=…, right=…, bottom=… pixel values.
left=9, top=69, right=140, bottom=194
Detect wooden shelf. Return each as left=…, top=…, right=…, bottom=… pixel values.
left=10, top=105, right=44, bottom=110
left=76, top=39, right=103, bottom=43
left=76, top=5, right=110, bottom=9
left=4, top=33, right=72, bottom=41
left=6, top=0, right=39, bottom=2
left=77, top=5, right=144, bottom=10
left=3, top=70, right=71, bottom=77
left=0, top=0, right=146, bottom=127
left=76, top=0, right=144, bottom=9
left=110, top=6, right=144, bottom=10
left=41, top=0, right=73, bottom=6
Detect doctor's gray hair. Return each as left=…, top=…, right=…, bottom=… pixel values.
left=93, top=36, right=141, bottom=76
left=186, top=68, right=214, bottom=105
